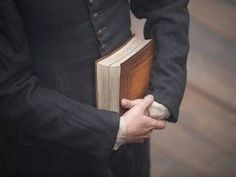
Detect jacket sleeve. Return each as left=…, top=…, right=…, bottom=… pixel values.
left=130, top=0, right=190, bottom=122
left=0, top=0, right=119, bottom=159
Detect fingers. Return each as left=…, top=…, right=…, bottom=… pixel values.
left=137, top=95, right=154, bottom=112
left=121, top=95, right=154, bottom=113
left=128, top=139, right=145, bottom=144
left=153, top=119, right=166, bottom=130
left=121, top=98, right=141, bottom=109
left=123, top=95, right=165, bottom=145
left=127, top=131, right=152, bottom=143
left=143, top=116, right=166, bottom=130
left=125, top=117, right=166, bottom=144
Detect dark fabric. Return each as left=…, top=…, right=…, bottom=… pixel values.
left=0, top=133, right=6, bottom=177
left=131, top=0, right=190, bottom=122
left=0, top=0, right=189, bottom=176
left=0, top=133, right=20, bottom=177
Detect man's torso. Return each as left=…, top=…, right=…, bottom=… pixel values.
left=16, top=0, right=132, bottom=105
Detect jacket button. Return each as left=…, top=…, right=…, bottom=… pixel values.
left=89, top=0, right=95, bottom=7
left=92, top=13, right=98, bottom=21
left=97, top=29, right=104, bottom=39
left=101, top=44, right=107, bottom=52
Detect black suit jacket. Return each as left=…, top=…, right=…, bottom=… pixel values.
left=0, top=0, right=189, bottom=176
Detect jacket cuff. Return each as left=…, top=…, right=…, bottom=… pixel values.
left=100, top=110, right=120, bottom=158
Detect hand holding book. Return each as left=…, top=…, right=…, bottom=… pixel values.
left=96, top=36, right=170, bottom=150
left=96, top=36, right=155, bottom=114
left=121, top=98, right=170, bottom=120
left=113, top=95, right=168, bottom=150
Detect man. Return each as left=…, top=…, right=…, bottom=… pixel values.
left=0, top=0, right=189, bottom=176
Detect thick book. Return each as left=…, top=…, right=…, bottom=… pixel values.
left=96, top=36, right=154, bottom=114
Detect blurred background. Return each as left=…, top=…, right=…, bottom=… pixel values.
left=131, top=0, right=236, bottom=176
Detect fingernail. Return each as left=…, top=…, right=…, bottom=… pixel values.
left=147, top=94, right=154, bottom=100
left=122, top=99, right=127, bottom=105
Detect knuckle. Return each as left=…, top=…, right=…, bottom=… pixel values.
left=152, top=121, right=158, bottom=128
left=158, top=123, right=166, bottom=129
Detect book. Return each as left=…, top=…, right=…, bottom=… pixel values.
left=96, top=36, right=154, bottom=114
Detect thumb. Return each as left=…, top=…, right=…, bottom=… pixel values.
left=121, top=98, right=142, bottom=109
left=137, top=95, right=154, bottom=112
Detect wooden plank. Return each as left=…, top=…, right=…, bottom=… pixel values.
left=187, top=49, right=236, bottom=110
left=189, top=20, right=236, bottom=72
left=181, top=85, right=236, bottom=156
left=150, top=86, right=236, bottom=177
left=189, top=0, right=236, bottom=41
left=150, top=145, right=207, bottom=177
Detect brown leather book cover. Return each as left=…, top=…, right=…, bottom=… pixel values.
left=119, top=40, right=154, bottom=114
left=96, top=37, right=154, bottom=114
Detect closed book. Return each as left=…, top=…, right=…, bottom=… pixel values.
left=96, top=36, right=154, bottom=114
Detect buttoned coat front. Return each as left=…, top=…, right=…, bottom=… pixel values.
left=0, top=0, right=189, bottom=176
